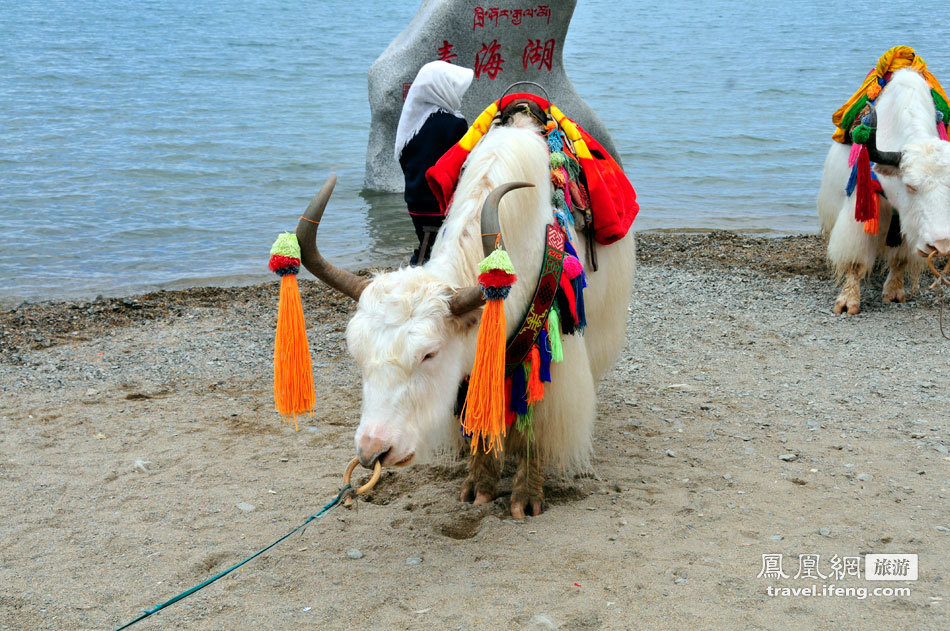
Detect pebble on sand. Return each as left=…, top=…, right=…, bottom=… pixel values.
left=779, top=454, right=798, bottom=462
left=527, top=614, right=556, bottom=630
left=347, top=548, right=363, bottom=559
left=236, top=502, right=255, bottom=512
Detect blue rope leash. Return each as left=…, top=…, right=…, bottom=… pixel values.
left=113, top=484, right=353, bottom=631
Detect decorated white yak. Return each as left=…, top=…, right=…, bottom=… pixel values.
left=818, top=47, right=950, bottom=314
left=293, top=96, right=637, bottom=517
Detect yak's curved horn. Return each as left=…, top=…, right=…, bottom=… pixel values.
left=865, top=107, right=902, bottom=168
left=448, top=181, right=534, bottom=316
left=295, top=174, right=368, bottom=302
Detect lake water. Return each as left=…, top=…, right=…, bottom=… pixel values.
left=1, top=0, right=946, bottom=304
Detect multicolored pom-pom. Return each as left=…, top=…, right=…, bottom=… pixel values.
left=269, top=232, right=301, bottom=276
left=477, top=248, right=517, bottom=299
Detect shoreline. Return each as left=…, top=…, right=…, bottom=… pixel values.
left=0, top=231, right=831, bottom=363
left=0, top=229, right=823, bottom=311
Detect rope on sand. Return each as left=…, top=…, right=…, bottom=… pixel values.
left=112, top=459, right=382, bottom=630
left=927, top=250, right=950, bottom=340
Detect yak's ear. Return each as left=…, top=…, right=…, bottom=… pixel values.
left=450, top=307, right=483, bottom=331
left=873, top=163, right=900, bottom=178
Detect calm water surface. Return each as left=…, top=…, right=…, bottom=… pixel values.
left=1, top=0, right=946, bottom=303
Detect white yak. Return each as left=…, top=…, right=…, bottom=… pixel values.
left=295, top=114, right=635, bottom=517
left=818, top=68, right=950, bottom=314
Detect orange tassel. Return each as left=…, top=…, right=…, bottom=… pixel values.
left=273, top=274, right=314, bottom=429
left=460, top=299, right=507, bottom=454
left=864, top=194, right=880, bottom=235
left=526, top=345, right=544, bottom=404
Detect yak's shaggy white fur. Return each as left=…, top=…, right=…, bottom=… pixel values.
left=348, top=122, right=636, bottom=470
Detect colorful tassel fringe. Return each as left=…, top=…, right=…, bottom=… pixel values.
left=270, top=232, right=314, bottom=429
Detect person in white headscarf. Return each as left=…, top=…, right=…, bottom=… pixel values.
left=395, top=60, right=474, bottom=265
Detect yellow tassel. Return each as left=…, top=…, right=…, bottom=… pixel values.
left=460, top=299, right=507, bottom=454
left=273, top=274, right=314, bottom=429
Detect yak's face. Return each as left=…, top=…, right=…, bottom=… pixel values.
left=346, top=267, right=476, bottom=468
left=876, top=138, right=950, bottom=256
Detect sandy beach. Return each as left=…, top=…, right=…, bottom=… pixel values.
left=1, top=232, right=947, bottom=630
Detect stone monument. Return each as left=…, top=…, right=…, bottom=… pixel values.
left=364, top=0, right=621, bottom=192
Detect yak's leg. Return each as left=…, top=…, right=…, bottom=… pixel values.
left=833, top=262, right=866, bottom=315
left=508, top=430, right=544, bottom=518
left=827, top=196, right=877, bottom=315
left=459, top=449, right=500, bottom=505
left=883, top=247, right=908, bottom=303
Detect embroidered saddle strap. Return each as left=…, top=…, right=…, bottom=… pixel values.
left=505, top=223, right=564, bottom=370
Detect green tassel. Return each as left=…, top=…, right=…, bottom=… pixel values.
left=564, top=155, right=582, bottom=180
left=516, top=362, right=536, bottom=460
left=839, top=95, right=869, bottom=132
left=552, top=189, right=567, bottom=211
left=516, top=405, right=535, bottom=444
left=932, top=89, right=950, bottom=124
left=547, top=308, right=563, bottom=362
left=549, top=151, right=566, bottom=169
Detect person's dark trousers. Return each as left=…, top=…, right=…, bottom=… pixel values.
left=409, top=212, right=444, bottom=265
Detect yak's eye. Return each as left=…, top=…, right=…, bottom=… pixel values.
left=906, top=183, right=918, bottom=193
left=422, top=351, right=438, bottom=362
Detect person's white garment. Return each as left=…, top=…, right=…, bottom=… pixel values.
left=394, top=61, right=474, bottom=161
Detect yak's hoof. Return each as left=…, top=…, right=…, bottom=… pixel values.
left=510, top=488, right=544, bottom=518
left=510, top=498, right=544, bottom=519
left=459, top=478, right=496, bottom=505
left=833, top=294, right=861, bottom=315
left=883, top=286, right=906, bottom=303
